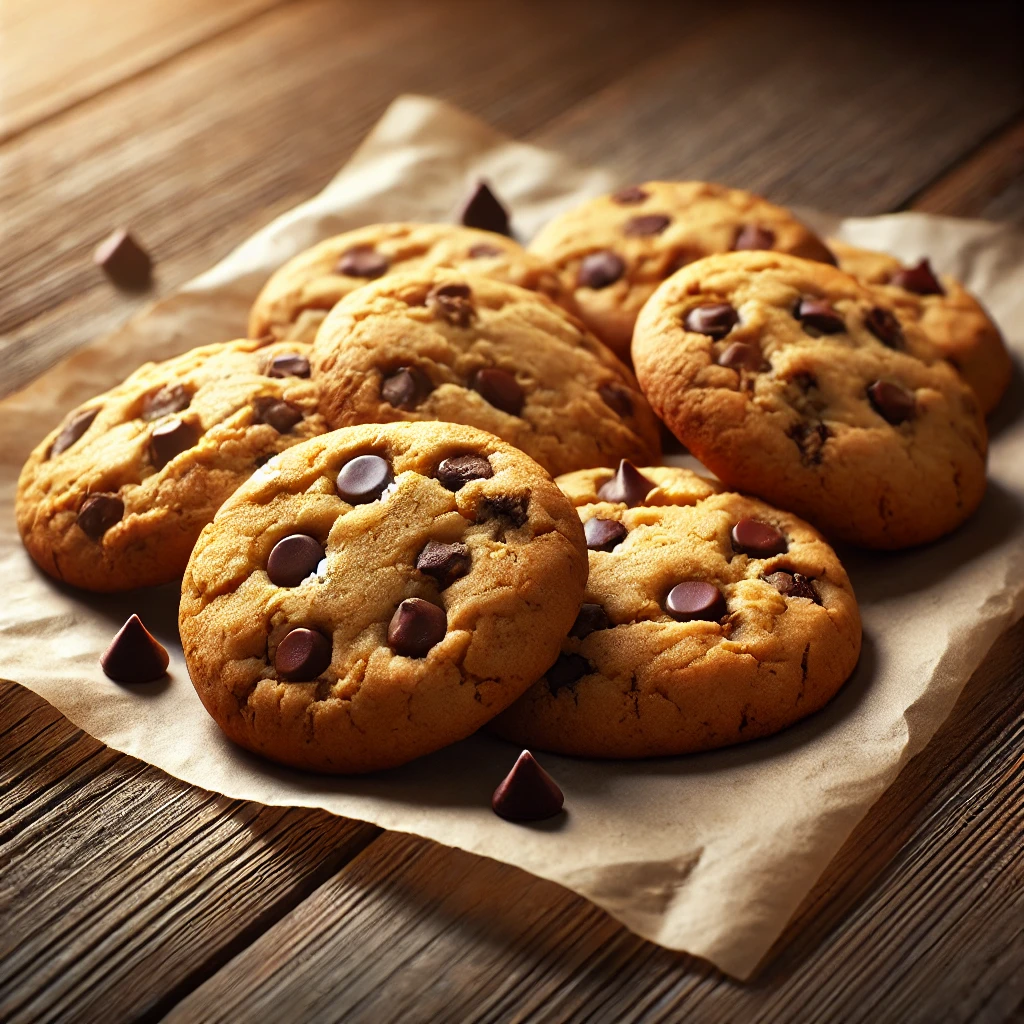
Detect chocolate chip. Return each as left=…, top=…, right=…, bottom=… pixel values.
left=253, top=397, right=303, bottom=434
left=788, top=420, right=832, bottom=466
left=577, top=251, right=625, bottom=289
left=665, top=581, right=726, bottom=622
left=547, top=652, right=591, bottom=692
left=267, top=534, right=325, bottom=587
left=612, top=185, right=649, bottom=204
left=50, top=407, right=100, bottom=457
left=570, top=603, right=610, bottom=639
left=868, top=380, right=916, bottom=425
left=429, top=282, right=475, bottom=327
left=598, top=384, right=633, bottom=417
left=764, top=570, right=819, bottom=603
left=336, top=454, right=393, bottom=504
left=864, top=307, right=904, bottom=348
left=275, top=627, right=332, bottom=681
left=718, top=341, right=767, bottom=372
left=731, top=517, right=788, bottom=557
left=416, top=540, right=471, bottom=589
left=491, top=750, right=564, bottom=822
left=388, top=598, right=447, bottom=657
left=479, top=493, right=529, bottom=528
left=584, top=517, right=627, bottom=552
left=597, top=459, right=654, bottom=506
left=472, top=367, right=524, bottom=415
left=266, top=353, right=311, bottom=378
left=458, top=180, right=511, bottom=236
left=624, top=214, right=670, bottom=237
left=436, top=454, right=493, bottom=490
left=666, top=247, right=704, bottom=276
left=149, top=418, right=199, bottom=468
left=77, top=493, right=124, bottom=540
left=732, top=225, right=776, bottom=251
left=336, top=245, right=389, bottom=278
left=100, top=614, right=169, bottom=684
left=94, top=229, right=152, bottom=290
left=795, top=297, right=845, bottom=334
left=381, top=366, right=432, bottom=410
left=891, top=258, right=944, bottom=296
left=468, top=242, right=504, bottom=258
left=684, top=303, right=738, bottom=339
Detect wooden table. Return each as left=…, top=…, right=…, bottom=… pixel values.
left=2, top=1, right=1023, bottom=1020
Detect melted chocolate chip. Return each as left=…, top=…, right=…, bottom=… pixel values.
left=149, top=418, right=199, bottom=468
left=77, top=493, right=124, bottom=540
left=718, top=341, right=767, bottom=372
left=416, top=540, right=471, bottom=589
left=458, top=180, right=511, bottom=236
left=584, top=517, right=627, bottom=552
left=732, top=225, right=776, bottom=251
left=547, top=652, right=591, bottom=692
left=684, top=303, right=738, bottom=339
left=787, top=420, right=832, bottom=466
left=624, top=213, right=670, bottom=237
left=388, top=598, right=447, bottom=657
left=864, top=306, right=904, bottom=348
left=275, top=627, right=333, bottom=681
left=50, top=407, right=100, bottom=457
left=795, top=297, right=845, bottom=334
left=598, top=384, right=633, bottom=417
left=100, top=614, right=169, bottom=684
left=141, top=384, right=191, bottom=421
left=336, top=245, right=389, bottom=278
left=253, top=397, right=303, bottom=433
left=336, top=454, right=393, bottom=504
left=868, top=380, right=916, bottom=425
left=577, top=251, right=625, bottom=289
left=731, top=517, right=788, bottom=557
left=479, top=493, right=529, bottom=528
left=597, top=460, right=654, bottom=506
left=764, top=570, right=819, bottom=603
left=891, top=259, right=944, bottom=296
left=491, top=750, right=564, bottom=822
left=436, top=454, right=493, bottom=490
left=381, top=366, right=432, bottom=410
left=570, top=603, right=610, bottom=639
left=266, top=353, right=311, bottom=379
left=429, top=282, right=475, bottom=327
left=472, top=367, right=524, bottom=415
left=665, top=581, right=726, bottom=622
left=611, top=185, right=649, bottom=204
left=267, top=534, right=325, bottom=587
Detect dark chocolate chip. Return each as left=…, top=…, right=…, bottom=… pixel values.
left=795, top=297, right=845, bottom=334
left=336, top=245, right=389, bottom=278
left=731, top=517, right=788, bottom=557
left=665, top=581, right=726, bottom=622
left=94, top=229, right=152, bottom=290
left=266, top=353, right=311, bottom=378
left=624, top=213, right=671, bottom=237
left=684, top=303, right=738, bottom=339
left=429, top=282, right=475, bottom=327
left=570, top=603, right=610, bottom=639
left=891, top=258, right=944, bottom=296
left=547, top=652, right=591, bottom=692
left=275, top=627, right=332, bottom=681
left=436, top=454, right=493, bottom=490
left=141, top=384, right=191, bottom=421
left=868, top=380, right=916, bottom=425
left=381, top=366, right=432, bottom=409
left=388, top=598, right=447, bottom=657
left=254, top=397, right=303, bottom=434
left=50, top=407, right=100, bottom=457
left=416, top=540, right=471, bottom=589
left=718, top=341, right=767, bottom=372
left=491, top=750, right=564, bottom=822
left=77, top=493, right=124, bottom=540
left=479, top=493, right=529, bottom=528
left=611, top=185, right=649, bottom=204
left=336, top=454, right=393, bottom=504
left=577, top=251, right=625, bottom=289
left=597, top=459, right=654, bottom=506
left=100, top=614, right=169, bottom=684
left=149, top=417, right=199, bottom=468
left=764, top=570, right=819, bottom=603
left=864, top=306, right=904, bottom=348
left=732, top=225, right=776, bottom=251
left=472, top=367, right=524, bottom=415
left=666, top=247, right=704, bottom=276
left=584, top=517, right=627, bottom=552
left=468, top=242, right=504, bottom=258
left=267, top=534, right=325, bottom=587
left=458, top=180, right=511, bottom=236
left=598, top=384, right=633, bottom=417
left=788, top=420, right=832, bottom=466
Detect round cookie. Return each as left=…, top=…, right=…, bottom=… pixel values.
left=310, top=268, right=662, bottom=477
left=829, top=239, right=1011, bottom=415
left=632, top=251, right=988, bottom=550
left=491, top=463, right=862, bottom=758
left=179, top=422, right=589, bottom=774
left=248, top=222, right=573, bottom=345
left=17, top=339, right=325, bottom=592
left=528, top=181, right=835, bottom=358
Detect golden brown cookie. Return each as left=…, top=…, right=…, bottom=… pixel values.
left=179, top=422, right=589, bottom=774
left=528, top=181, right=835, bottom=358
left=248, top=222, right=573, bottom=345
left=17, top=339, right=325, bottom=591
left=310, top=268, right=662, bottom=477
left=632, top=251, right=988, bottom=549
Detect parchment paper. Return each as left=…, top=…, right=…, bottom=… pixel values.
left=2, top=95, right=1022, bottom=980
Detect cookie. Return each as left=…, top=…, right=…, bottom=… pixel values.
left=179, top=422, right=589, bottom=774
left=248, top=222, right=573, bottom=345
left=631, top=251, right=988, bottom=549
left=491, top=463, right=861, bottom=758
left=528, top=181, right=835, bottom=358
left=310, top=268, right=662, bottom=477
left=17, top=339, right=326, bottom=592
left=829, top=240, right=1011, bottom=415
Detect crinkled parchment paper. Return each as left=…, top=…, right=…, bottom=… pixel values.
left=2, top=96, right=1022, bottom=979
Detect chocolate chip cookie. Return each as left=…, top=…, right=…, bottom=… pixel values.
left=830, top=240, right=1011, bottom=415
left=17, top=339, right=326, bottom=592
left=248, top=222, right=573, bottom=345
left=310, top=268, right=662, bottom=477
left=632, top=251, right=988, bottom=549
left=491, top=462, right=861, bottom=757
left=528, top=181, right=835, bottom=359
left=179, top=421, right=589, bottom=774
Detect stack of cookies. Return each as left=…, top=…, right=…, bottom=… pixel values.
left=17, top=178, right=1008, bottom=788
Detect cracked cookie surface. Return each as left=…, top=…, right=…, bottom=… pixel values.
left=632, top=251, right=988, bottom=549
left=179, top=422, right=589, bottom=774
left=490, top=464, right=861, bottom=758
left=17, top=339, right=326, bottom=592
left=311, top=268, right=661, bottom=477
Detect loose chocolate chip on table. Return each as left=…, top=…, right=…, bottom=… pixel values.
left=336, top=454, right=394, bottom=504
left=598, top=384, right=633, bottom=417
left=468, top=242, right=504, bottom=258
left=94, top=228, right=152, bottom=290
left=436, top=454, right=493, bottom=490
left=429, top=282, right=475, bottom=327
left=275, top=627, right=333, bottom=681
left=50, top=407, right=100, bottom=457
left=416, top=540, right=471, bottom=589
left=336, top=245, right=389, bottom=278
left=266, top=353, right=311, bottom=379
left=665, top=581, right=726, bottom=622
left=795, top=297, right=845, bottom=334
left=577, top=251, right=625, bottom=289
left=597, top=459, right=655, bottom=506
left=458, top=180, right=512, bottom=236
left=624, top=213, right=671, bottom=237
left=381, top=366, right=432, bottom=410
left=253, top=397, right=303, bottom=434
left=764, top=570, right=819, bottom=603
left=100, top=614, right=169, bottom=684
left=77, top=493, right=124, bottom=540
left=584, top=517, right=627, bottom=552
left=890, top=258, right=944, bottom=296
left=611, top=185, right=649, bottom=204
left=547, top=652, right=592, bottom=692
left=684, top=303, right=738, bottom=339
left=864, top=306, right=904, bottom=348
left=472, top=367, right=524, bottom=415
left=388, top=598, right=447, bottom=658
left=732, top=224, right=776, bottom=251
left=718, top=341, right=767, bottom=372
left=868, top=379, right=916, bottom=425
left=492, top=750, right=564, bottom=822
left=267, top=534, right=325, bottom=588
left=570, top=603, right=611, bottom=640
left=142, top=384, right=191, bottom=421
left=731, top=517, right=788, bottom=557
left=149, top=418, right=199, bottom=469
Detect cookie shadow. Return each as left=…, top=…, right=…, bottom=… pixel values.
left=986, top=351, right=1023, bottom=442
